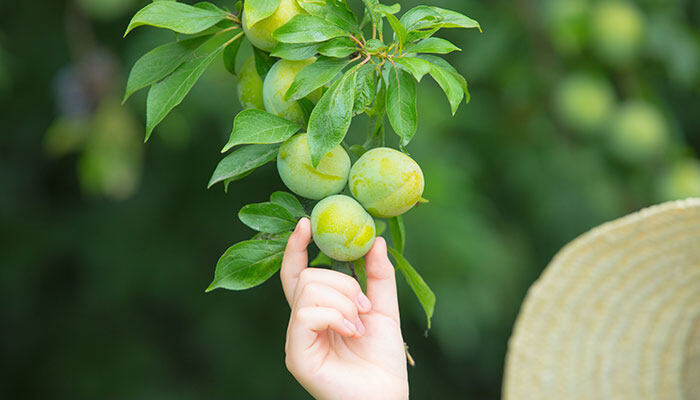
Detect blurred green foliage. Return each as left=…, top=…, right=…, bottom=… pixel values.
left=1, top=0, right=699, bottom=398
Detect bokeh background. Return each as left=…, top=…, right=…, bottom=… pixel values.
left=2, top=0, right=699, bottom=398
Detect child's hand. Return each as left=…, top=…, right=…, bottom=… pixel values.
left=280, top=218, right=409, bottom=400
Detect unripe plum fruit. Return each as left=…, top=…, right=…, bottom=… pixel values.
left=591, top=1, right=644, bottom=66
left=237, top=56, right=264, bottom=110
left=311, top=195, right=376, bottom=262
left=263, top=58, right=321, bottom=125
left=555, top=72, right=616, bottom=134
left=242, top=0, right=305, bottom=52
left=349, top=147, right=424, bottom=218
left=608, top=100, right=669, bottom=164
left=277, top=133, right=351, bottom=200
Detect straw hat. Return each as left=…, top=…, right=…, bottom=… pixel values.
left=503, top=199, right=700, bottom=400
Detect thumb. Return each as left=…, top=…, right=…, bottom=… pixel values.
left=280, top=217, right=311, bottom=305
left=364, top=237, right=400, bottom=323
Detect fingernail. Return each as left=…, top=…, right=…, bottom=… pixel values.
left=355, top=316, right=366, bottom=336
left=343, top=319, right=356, bottom=335
left=357, top=292, right=372, bottom=311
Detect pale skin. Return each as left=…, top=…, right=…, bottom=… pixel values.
left=281, top=218, right=409, bottom=400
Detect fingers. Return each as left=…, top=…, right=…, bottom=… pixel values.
left=287, top=306, right=357, bottom=355
left=294, top=283, right=366, bottom=337
left=364, top=237, right=400, bottom=323
left=293, top=268, right=372, bottom=313
left=280, top=218, right=312, bottom=305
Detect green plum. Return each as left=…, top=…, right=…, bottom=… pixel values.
left=555, top=72, right=616, bottom=134
left=349, top=147, right=425, bottom=218
left=591, top=1, right=644, bottom=66
left=263, top=58, right=321, bottom=125
left=277, top=134, right=351, bottom=200
left=242, top=0, right=305, bottom=52
left=311, top=195, right=376, bottom=262
left=237, top=55, right=265, bottom=110
left=608, top=100, right=669, bottom=164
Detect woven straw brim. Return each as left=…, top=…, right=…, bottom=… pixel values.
left=503, top=199, right=700, bottom=400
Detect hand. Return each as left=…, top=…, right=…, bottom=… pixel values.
left=280, top=218, right=409, bottom=400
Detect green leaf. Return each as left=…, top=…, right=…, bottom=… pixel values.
left=296, top=0, right=325, bottom=15
left=375, top=4, right=400, bottom=14
left=239, top=202, right=297, bottom=233
left=297, top=98, right=315, bottom=124
left=386, top=66, right=417, bottom=146
left=274, top=15, right=349, bottom=43
left=208, top=144, right=280, bottom=188
left=222, top=34, right=244, bottom=75
left=353, top=258, right=367, bottom=292
left=353, top=64, right=377, bottom=115
left=421, top=55, right=469, bottom=109
left=271, top=42, right=321, bottom=61
left=270, top=191, right=306, bottom=218
left=324, top=0, right=359, bottom=34
left=223, top=109, right=301, bottom=152
left=401, top=6, right=481, bottom=31
left=123, top=35, right=211, bottom=103
left=253, top=46, right=275, bottom=77
left=383, top=12, right=407, bottom=47
left=404, top=37, right=461, bottom=54
left=318, top=37, right=357, bottom=58
left=244, top=0, right=281, bottom=27
left=145, top=31, right=239, bottom=140
left=366, top=77, right=386, bottom=117
left=393, top=57, right=431, bottom=81
left=360, top=0, right=383, bottom=35
left=388, top=247, right=435, bottom=328
left=307, top=67, right=357, bottom=167
left=194, top=2, right=225, bottom=13
left=364, top=39, right=385, bottom=52
left=207, top=238, right=289, bottom=291
left=310, top=251, right=333, bottom=267
left=125, top=1, right=227, bottom=36
left=285, top=56, right=349, bottom=101
left=388, top=216, right=405, bottom=254
left=374, top=219, right=387, bottom=236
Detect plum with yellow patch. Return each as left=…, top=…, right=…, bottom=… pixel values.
left=349, top=147, right=424, bottom=218
left=311, top=195, right=376, bottom=262
left=236, top=55, right=264, bottom=110
left=277, top=134, right=351, bottom=200
left=263, top=58, right=321, bottom=125
left=242, top=0, right=305, bottom=52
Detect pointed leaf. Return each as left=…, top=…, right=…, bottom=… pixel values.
left=388, top=216, right=405, bottom=254
left=125, top=1, right=226, bottom=36
left=208, top=144, right=280, bottom=188
left=353, top=63, right=377, bottom=115
left=386, top=67, right=417, bottom=146
left=271, top=42, right=321, bottom=61
left=388, top=247, right=435, bottom=328
left=285, top=56, right=349, bottom=101
left=223, top=109, right=301, bottom=152
left=404, top=37, right=461, bottom=54
left=253, top=46, right=275, bottom=77
left=393, top=57, right=431, bottom=81
left=421, top=55, right=469, bottom=106
left=124, top=35, right=211, bottom=103
left=239, top=202, right=297, bottom=233
left=273, top=15, right=349, bottom=43
left=270, top=191, right=306, bottom=218
left=310, top=251, right=333, bottom=267
left=222, top=34, right=244, bottom=75
left=207, top=238, right=289, bottom=291
left=383, top=12, right=407, bottom=47
left=318, top=37, right=357, bottom=58
left=307, top=67, right=357, bottom=166
left=244, top=0, right=281, bottom=27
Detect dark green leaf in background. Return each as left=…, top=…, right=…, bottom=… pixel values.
left=388, top=247, right=435, bottom=328
left=383, top=12, right=407, bottom=47
left=124, top=1, right=227, bottom=36
left=271, top=42, right=321, bottom=61
left=270, top=191, right=306, bottom=218
left=310, top=251, right=333, bottom=267
left=274, top=15, right=349, bottom=43
left=208, top=144, right=280, bottom=188
left=222, top=34, right=244, bottom=75
left=253, top=46, right=275, bottom=77
left=285, top=56, right=349, bottom=101
left=222, top=109, right=301, bottom=152
left=239, top=202, right=297, bottom=233
left=307, top=67, right=357, bottom=166
left=123, top=35, right=211, bottom=103
left=386, top=66, right=417, bottom=146
left=207, top=238, right=290, bottom=291
left=244, top=0, right=281, bottom=27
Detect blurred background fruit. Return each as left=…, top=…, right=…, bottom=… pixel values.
left=2, top=0, right=699, bottom=399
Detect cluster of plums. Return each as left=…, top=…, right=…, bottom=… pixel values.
left=278, top=134, right=424, bottom=262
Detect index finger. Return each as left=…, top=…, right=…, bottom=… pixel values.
left=280, top=217, right=312, bottom=305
